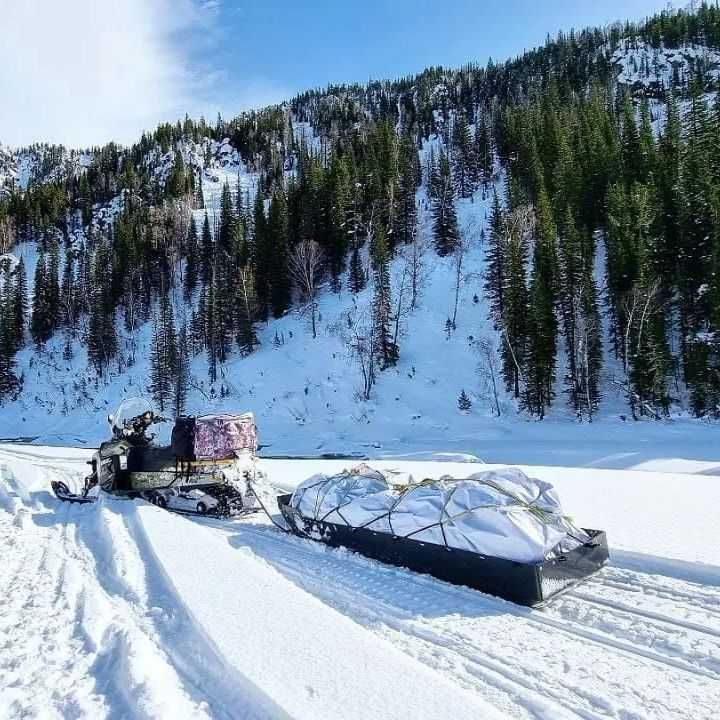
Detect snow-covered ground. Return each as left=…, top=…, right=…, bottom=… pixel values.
left=1, top=444, right=718, bottom=719
left=4, top=142, right=720, bottom=476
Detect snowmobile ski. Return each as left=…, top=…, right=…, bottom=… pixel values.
left=51, top=480, right=96, bottom=505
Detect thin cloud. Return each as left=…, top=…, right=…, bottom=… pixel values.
left=0, top=0, right=216, bottom=148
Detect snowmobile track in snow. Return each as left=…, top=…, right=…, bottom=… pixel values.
left=201, top=517, right=720, bottom=719
left=2, top=447, right=719, bottom=720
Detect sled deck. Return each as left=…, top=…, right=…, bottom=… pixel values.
left=51, top=480, right=96, bottom=505
left=277, top=494, right=609, bottom=607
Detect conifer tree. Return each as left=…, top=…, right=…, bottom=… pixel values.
left=393, top=135, right=418, bottom=246
left=500, top=205, right=531, bottom=399
left=452, top=113, right=475, bottom=198
left=30, top=249, right=51, bottom=346
left=267, top=188, right=291, bottom=318
left=149, top=290, right=178, bottom=413
left=87, top=241, right=117, bottom=375
left=252, top=189, right=270, bottom=320
left=236, top=267, right=259, bottom=355
left=484, top=193, right=506, bottom=327
left=431, top=149, right=460, bottom=256
left=11, top=258, right=27, bottom=353
left=348, top=246, right=367, bottom=294
left=326, top=154, right=352, bottom=284
left=184, top=215, right=199, bottom=301
left=372, top=227, right=398, bottom=369
left=200, top=212, right=213, bottom=285
left=524, top=190, right=558, bottom=417
left=457, top=389, right=472, bottom=411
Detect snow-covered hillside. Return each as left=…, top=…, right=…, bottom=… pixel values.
left=1, top=445, right=718, bottom=719
left=609, top=38, right=720, bottom=91
left=2, top=128, right=719, bottom=471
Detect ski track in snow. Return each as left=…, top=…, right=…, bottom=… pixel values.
left=0, top=446, right=719, bottom=719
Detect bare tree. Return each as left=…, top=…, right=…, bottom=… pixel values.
left=477, top=336, right=502, bottom=417
left=392, top=263, right=413, bottom=350
left=343, top=304, right=376, bottom=401
left=451, top=235, right=467, bottom=330
left=289, top=239, right=323, bottom=338
left=405, top=220, right=430, bottom=311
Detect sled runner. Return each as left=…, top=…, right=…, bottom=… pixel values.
left=278, top=466, right=609, bottom=607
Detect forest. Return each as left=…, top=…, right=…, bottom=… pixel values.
left=1, top=2, right=720, bottom=420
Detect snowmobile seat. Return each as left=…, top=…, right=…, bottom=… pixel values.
left=127, top=445, right=179, bottom=472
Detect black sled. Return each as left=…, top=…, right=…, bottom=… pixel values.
left=278, top=494, right=609, bottom=607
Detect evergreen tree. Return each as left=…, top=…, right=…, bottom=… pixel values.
left=30, top=249, right=51, bottom=346
left=87, top=241, right=117, bottom=375
left=184, top=215, right=199, bottom=301
left=348, top=246, right=367, bottom=294
left=452, top=113, right=475, bottom=198
left=393, top=135, right=418, bottom=246
left=372, top=228, right=398, bottom=369
left=200, top=212, right=213, bottom=285
left=252, top=189, right=270, bottom=320
left=457, top=389, right=473, bottom=411
left=267, top=188, right=291, bottom=318
left=431, top=148, right=460, bottom=256
left=484, top=193, right=506, bottom=327
left=149, top=290, right=178, bottom=413
left=500, top=206, right=530, bottom=399
left=524, top=190, right=558, bottom=417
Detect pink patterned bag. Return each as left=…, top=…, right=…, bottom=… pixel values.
left=193, top=413, right=257, bottom=460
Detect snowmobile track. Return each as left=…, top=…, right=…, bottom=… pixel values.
left=203, top=518, right=719, bottom=719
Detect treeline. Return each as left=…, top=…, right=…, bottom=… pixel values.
left=2, top=2, right=720, bottom=419
left=490, top=78, right=720, bottom=419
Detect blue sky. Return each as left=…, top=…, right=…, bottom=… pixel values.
left=1, top=0, right=672, bottom=147
left=203, top=0, right=671, bottom=114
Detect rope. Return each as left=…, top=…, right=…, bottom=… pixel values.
left=292, top=470, right=591, bottom=548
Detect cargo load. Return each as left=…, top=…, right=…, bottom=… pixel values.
left=279, top=465, right=609, bottom=606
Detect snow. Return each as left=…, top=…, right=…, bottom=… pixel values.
left=3, top=144, right=720, bottom=476
left=609, top=39, right=720, bottom=90
left=1, top=444, right=719, bottom=719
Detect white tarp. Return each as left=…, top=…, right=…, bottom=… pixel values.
left=290, top=465, right=589, bottom=563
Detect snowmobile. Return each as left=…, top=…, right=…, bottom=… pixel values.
left=52, top=398, right=262, bottom=517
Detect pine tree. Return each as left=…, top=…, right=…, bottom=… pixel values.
left=393, top=135, right=418, bottom=246
left=524, top=190, right=558, bottom=417
left=500, top=207, right=530, bottom=399
left=484, top=193, right=506, bottom=327
left=87, top=241, right=117, bottom=375
left=0, top=264, right=20, bottom=399
left=236, top=266, right=259, bottom=355
left=431, top=149, right=460, bottom=256
left=11, top=258, right=27, bottom=353
left=372, top=227, right=398, bottom=369
left=200, top=212, right=213, bottom=285
left=252, top=189, right=270, bottom=320
left=217, top=181, right=236, bottom=256
left=452, top=113, right=475, bottom=198
left=326, top=154, right=352, bottom=284
left=184, top=215, right=199, bottom=301
left=348, top=246, right=367, bottom=294
left=267, top=188, right=291, bottom=318
left=149, top=290, right=178, bottom=413
left=30, top=249, right=50, bottom=346
left=457, top=389, right=472, bottom=411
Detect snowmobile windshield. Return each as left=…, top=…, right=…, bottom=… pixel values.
left=110, top=398, right=155, bottom=436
